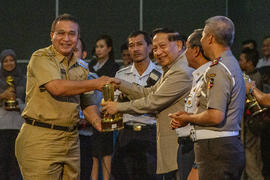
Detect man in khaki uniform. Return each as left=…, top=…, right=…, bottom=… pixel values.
left=102, top=28, right=193, bottom=179
left=15, top=14, right=114, bottom=180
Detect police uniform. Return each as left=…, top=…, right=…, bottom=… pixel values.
left=192, top=50, right=245, bottom=179
left=15, top=45, right=93, bottom=180
left=110, top=61, right=162, bottom=179
left=175, top=61, right=211, bottom=180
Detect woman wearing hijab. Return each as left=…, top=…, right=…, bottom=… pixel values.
left=0, top=49, right=26, bottom=179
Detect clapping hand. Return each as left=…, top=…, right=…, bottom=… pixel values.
left=169, top=111, right=189, bottom=129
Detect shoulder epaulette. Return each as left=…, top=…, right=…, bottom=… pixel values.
left=117, top=65, right=132, bottom=74
left=77, top=59, right=89, bottom=70
left=88, top=72, right=99, bottom=80
left=210, top=57, right=222, bottom=67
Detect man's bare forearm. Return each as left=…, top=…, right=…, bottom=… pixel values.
left=185, top=109, right=224, bottom=126
left=45, top=79, right=99, bottom=96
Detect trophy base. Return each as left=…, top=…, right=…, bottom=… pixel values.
left=101, top=117, right=124, bottom=132
left=4, top=101, right=18, bottom=111
left=248, top=102, right=268, bottom=116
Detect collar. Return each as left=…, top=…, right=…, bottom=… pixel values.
left=162, top=51, right=185, bottom=73
left=219, top=49, right=233, bottom=60
left=50, top=45, right=77, bottom=66
left=129, top=60, right=157, bottom=77
left=211, top=49, right=233, bottom=67
left=192, top=61, right=211, bottom=82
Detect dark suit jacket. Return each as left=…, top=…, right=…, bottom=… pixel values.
left=89, top=58, right=119, bottom=77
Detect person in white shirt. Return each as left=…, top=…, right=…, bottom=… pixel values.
left=110, top=31, right=162, bottom=180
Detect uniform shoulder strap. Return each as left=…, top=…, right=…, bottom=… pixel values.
left=77, top=59, right=89, bottom=70
left=210, top=57, right=222, bottom=67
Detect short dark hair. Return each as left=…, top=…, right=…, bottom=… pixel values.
left=151, top=27, right=176, bottom=38
left=120, top=42, right=128, bottom=52
left=128, top=30, right=152, bottom=45
left=51, top=13, right=80, bottom=34
left=241, top=48, right=259, bottom=67
left=242, top=39, right=257, bottom=49
left=95, top=34, right=114, bottom=60
left=79, top=38, right=87, bottom=52
left=151, top=27, right=185, bottom=46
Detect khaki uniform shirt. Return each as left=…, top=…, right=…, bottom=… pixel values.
left=117, top=53, right=193, bottom=174
left=22, top=45, right=88, bottom=127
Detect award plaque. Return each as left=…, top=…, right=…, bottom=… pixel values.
left=101, top=84, right=123, bottom=132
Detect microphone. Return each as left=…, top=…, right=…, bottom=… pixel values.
left=145, top=69, right=161, bottom=87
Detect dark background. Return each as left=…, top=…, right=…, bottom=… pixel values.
left=0, top=0, right=269, bottom=72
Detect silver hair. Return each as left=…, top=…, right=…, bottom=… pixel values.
left=204, top=16, right=235, bottom=47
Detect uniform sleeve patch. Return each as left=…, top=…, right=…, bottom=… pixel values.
left=208, top=73, right=216, bottom=78
left=208, top=78, right=214, bottom=89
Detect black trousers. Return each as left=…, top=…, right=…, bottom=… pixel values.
left=194, top=136, right=245, bottom=180
left=110, top=126, right=160, bottom=180
left=79, top=135, right=93, bottom=180
left=177, top=137, right=194, bottom=180
left=159, top=170, right=177, bottom=180
left=261, top=128, right=270, bottom=180
left=0, top=129, right=21, bottom=180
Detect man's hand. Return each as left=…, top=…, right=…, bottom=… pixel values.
left=101, top=101, right=118, bottom=115
left=83, top=105, right=102, bottom=132
left=169, top=111, right=189, bottom=129
left=245, top=79, right=256, bottom=94
left=1, top=87, right=16, bottom=100
left=96, top=76, right=121, bottom=91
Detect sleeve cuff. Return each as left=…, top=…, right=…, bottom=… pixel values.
left=117, top=102, right=129, bottom=112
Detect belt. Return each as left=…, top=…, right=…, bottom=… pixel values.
left=124, top=123, right=155, bottom=132
left=192, top=129, right=239, bottom=141
left=24, top=118, right=78, bottom=132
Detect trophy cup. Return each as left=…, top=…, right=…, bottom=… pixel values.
left=243, top=73, right=268, bottom=134
left=243, top=73, right=267, bottom=116
left=5, top=76, right=18, bottom=111
left=101, top=84, right=123, bottom=132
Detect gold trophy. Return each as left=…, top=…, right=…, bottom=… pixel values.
left=101, top=84, right=123, bottom=132
left=5, top=76, right=18, bottom=111
left=243, top=73, right=267, bottom=116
